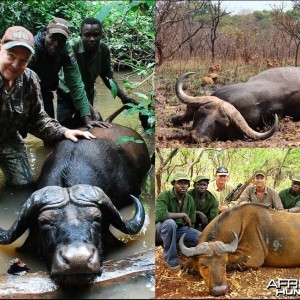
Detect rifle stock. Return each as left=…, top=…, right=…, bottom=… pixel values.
left=226, top=173, right=256, bottom=203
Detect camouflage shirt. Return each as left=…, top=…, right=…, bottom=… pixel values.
left=0, top=68, right=67, bottom=143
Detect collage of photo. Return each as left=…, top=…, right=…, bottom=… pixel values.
left=0, top=0, right=300, bottom=299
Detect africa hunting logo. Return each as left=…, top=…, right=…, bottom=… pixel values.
left=267, top=279, right=300, bottom=296
left=12, top=31, right=30, bottom=41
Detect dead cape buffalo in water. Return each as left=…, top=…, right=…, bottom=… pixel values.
left=0, top=124, right=151, bottom=287
left=179, top=203, right=300, bottom=296
left=173, top=66, right=300, bottom=142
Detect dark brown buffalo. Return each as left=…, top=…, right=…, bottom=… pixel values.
left=0, top=124, right=151, bottom=287
left=179, top=203, right=300, bottom=296
left=173, top=66, right=300, bottom=142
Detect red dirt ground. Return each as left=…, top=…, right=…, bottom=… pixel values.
left=156, top=102, right=300, bottom=148
left=155, top=246, right=300, bottom=299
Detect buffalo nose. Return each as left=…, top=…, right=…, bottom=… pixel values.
left=210, top=284, right=229, bottom=296
left=53, top=244, right=101, bottom=273
left=62, top=244, right=94, bottom=265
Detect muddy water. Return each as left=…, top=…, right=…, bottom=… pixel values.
left=0, top=73, right=155, bottom=298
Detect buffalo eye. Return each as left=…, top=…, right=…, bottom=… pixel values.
left=200, top=263, right=208, bottom=269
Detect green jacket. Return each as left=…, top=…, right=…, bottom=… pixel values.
left=58, top=37, right=113, bottom=103
left=29, top=28, right=90, bottom=117
left=279, top=188, right=300, bottom=209
left=0, top=69, right=66, bottom=143
left=155, top=188, right=196, bottom=226
left=187, top=189, right=219, bottom=222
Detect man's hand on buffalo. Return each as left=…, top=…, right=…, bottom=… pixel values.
left=89, top=104, right=102, bottom=121
left=64, top=129, right=96, bottom=142
left=81, top=115, right=112, bottom=129
left=219, top=204, right=229, bottom=213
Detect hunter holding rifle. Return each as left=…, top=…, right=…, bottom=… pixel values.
left=225, top=172, right=258, bottom=203
left=237, top=170, right=284, bottom=210
left=208, top=167, right=235, bottom=213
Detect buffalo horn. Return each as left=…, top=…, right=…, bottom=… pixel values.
left=0, top=186, right=66, bottom=245
left=98, top=194, right=145, bottom=235
left=179, top=233, right=213, bottom=257
left=215, top=231, right=239, bottom=255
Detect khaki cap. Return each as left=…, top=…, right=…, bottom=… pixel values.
left=255, top=170, right=266, bottom=177
left=194, top=175, right=210, bottom=183
left=47, top=17, right=70, bottom=38
left=172, top=172, right=190, bottom=182
left=292, top=174, right=300, bottom=183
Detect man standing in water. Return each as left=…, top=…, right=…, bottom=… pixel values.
left=57, top=17, right=143, bottom=128
left=0, top=26, right=96, bottom=188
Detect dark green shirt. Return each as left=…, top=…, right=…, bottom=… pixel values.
left=187, top=189, right=219, bottom=222
left=29, top=29, right=90, bottom=117
left=155, top=188, right=196, bottom=226
left=59, top=37, right=113, bottom=103
left=279, top=188, right=300, bottom=209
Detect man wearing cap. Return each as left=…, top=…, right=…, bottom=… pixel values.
left=0, top=25, right=96, bottom=187
left=207, top=167, right=235, bottom=213
left=187, top=175, right=218, bottom=231
left=28, top=17, right=107, bottom=129
left=155, top=172, right=201, bottom=270
left=237, top=170, right=284, bottom=210
left=56, top=17, right=148, bottom=130
left=279, top=175, right=300, bottom=213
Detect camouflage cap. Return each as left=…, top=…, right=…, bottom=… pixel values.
left=292, top=174, right=300, bottom=183
left=194, top=175, right=210, bottom=183
left=171, top=172, right=190, bottom=182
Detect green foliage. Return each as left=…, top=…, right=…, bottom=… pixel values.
left=108, top=79, right=118, bottom=99
left=116, top=136, right=144, bottom=145
left=94, top=0, right=154, bottom=67
left=0, top=0, right=90, bottom=36
left=253, top=10, right=272, bottom=21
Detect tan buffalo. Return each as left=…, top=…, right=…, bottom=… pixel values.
left=179, top=203, right=300, bottom=296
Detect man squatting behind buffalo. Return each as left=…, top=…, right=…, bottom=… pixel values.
left=0, top=25, right=96, bottom=188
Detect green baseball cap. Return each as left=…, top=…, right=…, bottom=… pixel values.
left=292, top=174, right=300, bottom=183
left=171, top=172, right=190, bottom=182
left=194, top=175, right=210, bottom=183
left=255, top=170, right=266, bottom=177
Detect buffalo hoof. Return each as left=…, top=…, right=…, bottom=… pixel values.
left=171, top=114, right=193, bottom=126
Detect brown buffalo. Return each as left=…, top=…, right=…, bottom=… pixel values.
left=179, top=203, right=300, bottom=296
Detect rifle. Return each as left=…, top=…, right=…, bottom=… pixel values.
left=225, top=160, right=269, bottom=203
left=225, top=173, right=256, bottom=203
